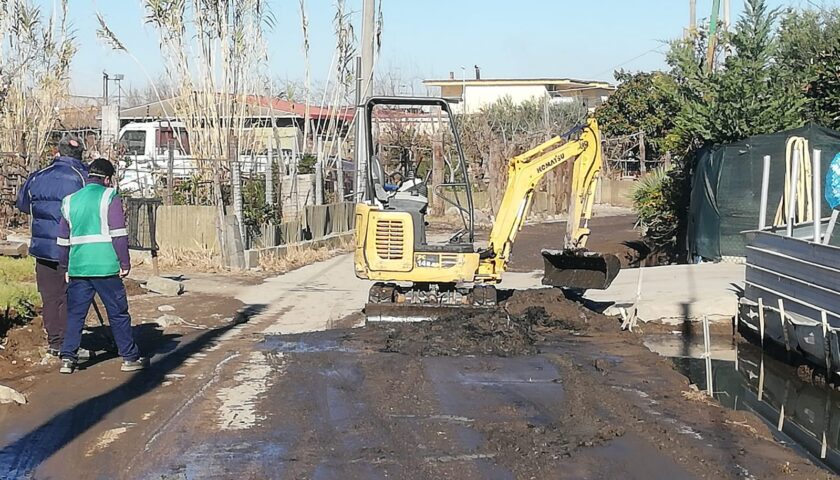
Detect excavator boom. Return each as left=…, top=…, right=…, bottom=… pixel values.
left=477, top=118, right=620, bottom=289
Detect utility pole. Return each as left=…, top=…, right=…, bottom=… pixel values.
left=705, top=0, right=721, bottom=71
left=688, top=0, right=697, bottom=38
left=354, top=0, right=376, bottom=202
left=723, top=0, right=730, bottom=31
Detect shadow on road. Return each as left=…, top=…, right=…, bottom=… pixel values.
left=0, top=304, right=267, bottom=479
left=78, top=323, right=181, bottom=370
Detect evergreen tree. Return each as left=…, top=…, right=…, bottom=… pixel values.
left=595, top=70, right=680, bottom=160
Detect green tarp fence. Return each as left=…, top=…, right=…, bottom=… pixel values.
left=689, top=123, right=840, bottom=260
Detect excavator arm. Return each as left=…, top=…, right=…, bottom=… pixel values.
left=478, top=119, right=618, bottom=288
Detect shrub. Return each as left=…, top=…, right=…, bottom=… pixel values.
left=632, top=168, right=680, bottom=252
left=0, top=257, right=39, bottom=335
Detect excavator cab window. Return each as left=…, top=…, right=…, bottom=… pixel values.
left=365, top=97, right=475, bottom=247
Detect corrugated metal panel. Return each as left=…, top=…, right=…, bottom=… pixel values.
left=744, top=231, right=840, bottom=324
left=740, top=230, right=840, bottom=372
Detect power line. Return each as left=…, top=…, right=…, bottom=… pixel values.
left=590, top=47, right=667, bottom=79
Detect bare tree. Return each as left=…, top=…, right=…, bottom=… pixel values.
left=122, top=75, right=179, bottom=107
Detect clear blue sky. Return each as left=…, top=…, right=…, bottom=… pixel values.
left=64, top=0, right=830, bottom=97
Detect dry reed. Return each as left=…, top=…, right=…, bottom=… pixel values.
left=155, top=245, right=222, bottom=273
left=258, top=236, right=353, bottom=273
left=0, top=0, right=76, bottom=166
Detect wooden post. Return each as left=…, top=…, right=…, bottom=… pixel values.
left=638, top=131, right=646, bottom=175
left=166, top=140, right=175, bottom=205
left=151, top=249, right=160, bottom=277
left=231, top=149, right=245, bottom=247
left=266, top=127, right=274, bottom=209
left=212, top=163, right=228, bottom=267
left=336, top=136, right=345, bottom=202
left=315, top=136, right=324, bottom=205
left=224, top=214, right=246, bottom=270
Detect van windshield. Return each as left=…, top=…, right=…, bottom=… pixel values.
left=120, top=130, right=146, bottom=156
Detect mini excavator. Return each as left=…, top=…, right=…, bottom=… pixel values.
left=354, top=97, right=620, bottom=321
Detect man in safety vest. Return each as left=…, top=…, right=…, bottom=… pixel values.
left=56, top=159, right=147, bottom=374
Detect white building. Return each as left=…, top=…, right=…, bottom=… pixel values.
left=423, top=76, right=615, bottom=114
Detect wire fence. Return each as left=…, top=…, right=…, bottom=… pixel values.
left=602, top=131, right=669, bottom=178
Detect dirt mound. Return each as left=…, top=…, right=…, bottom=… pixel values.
left=0, top=315, right=48, bottom=385
left=504, top=288, right=619, bottom=332
left=371, top=290, right=620, bottom=357
left=1, top=315, right=44, bottom=356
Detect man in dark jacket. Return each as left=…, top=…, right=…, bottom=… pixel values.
left=15, top=136, right=88, bottom=356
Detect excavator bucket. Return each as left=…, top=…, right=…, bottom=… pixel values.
left=541, top=249, right=621, bottom=290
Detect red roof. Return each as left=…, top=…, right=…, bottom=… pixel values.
left=244, top=95, right=354, bottom=121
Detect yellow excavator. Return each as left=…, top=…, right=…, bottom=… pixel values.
left=354, top=97, right=620, bottom=320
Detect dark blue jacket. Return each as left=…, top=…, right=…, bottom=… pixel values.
left=16, top=156, right=88, bottom=261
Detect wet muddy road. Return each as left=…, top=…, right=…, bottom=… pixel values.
left=136, top=297, right=830, bottom=480
left=0, top=253, right=835, bottom=479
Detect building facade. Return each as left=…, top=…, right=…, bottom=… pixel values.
left=423, top=77, right=615, bottom=114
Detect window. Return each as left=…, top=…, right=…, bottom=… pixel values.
left=120, top=130, right=146, bottom=156
left=156, top=127, right=191, bottom=155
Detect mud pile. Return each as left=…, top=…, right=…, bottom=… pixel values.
left=373, top=289, right=619, bottom=357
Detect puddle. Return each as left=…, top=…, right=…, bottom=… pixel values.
left=260, top=331, right=360, bottom=353
left=647, top=334, right=840, bottom=474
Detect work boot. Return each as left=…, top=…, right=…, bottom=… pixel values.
left=120, top=357, right=149, bottom=372
left=46, top=347, right=60, bottom=358
left=77, top=348, right=91, bottom=360
left=59, top=358, right=76, bottom=374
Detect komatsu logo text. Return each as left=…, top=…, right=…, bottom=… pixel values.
left=537, top=154, right=565, bottom=173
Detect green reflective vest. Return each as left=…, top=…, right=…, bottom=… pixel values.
left=59, top=184, right=124, bottom=277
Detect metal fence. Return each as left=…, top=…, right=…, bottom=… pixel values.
left=125, top=198, right=161, bottom=251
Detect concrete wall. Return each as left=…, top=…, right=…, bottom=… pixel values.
left=596, top=178, right=635, bottom=207
left=280, top=173, right=316, bottom=217
left=463, top=85, right=548, bottom=114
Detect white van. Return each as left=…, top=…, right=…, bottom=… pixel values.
left=118, top=121, right=192, bottom=196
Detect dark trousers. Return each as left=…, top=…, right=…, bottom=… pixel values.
left=61, top=276, right=140, bottom=362
left=35, top=259, right=67, bottom=350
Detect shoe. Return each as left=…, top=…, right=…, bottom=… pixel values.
left=46, top=348, right=60, bottom=357
left=59, top=358, right=76, bottom=374
left=121, top=357, right=149, bottom=372
left=78, top=348, right=91, bottom=360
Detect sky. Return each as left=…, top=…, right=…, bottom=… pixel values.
left=60, top=0, right=837, bottom=98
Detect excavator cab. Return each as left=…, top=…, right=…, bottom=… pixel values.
left=354, top=96, right=620, bottom=321
left=362, top=96, right=475, bottom=249
left=354, top=97, right=483, bottom=293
